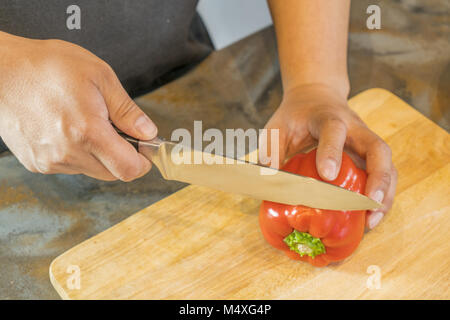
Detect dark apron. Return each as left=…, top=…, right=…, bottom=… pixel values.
left=0, top=0, right=213, bottom=153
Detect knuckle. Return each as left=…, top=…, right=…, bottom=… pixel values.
left=23, top=162, right=39, bottom=174
left=373, top=139, right=392, bottom=157
left=29, top=167, right=40, bottom=174
left=69, top=122, right=96, bottom=146
left=35, top=161, right=53, bottom=174
left=114, top=98, right=139, bottom=120
left=377, top=170, right=392, bottom=188
left=51, top=150, right=73, bottom=166
left=320, top=143, right=341, bottom=158
left=317, top=112, right=345, bottom=128
left=325, top=118, right=346, bottom=131
left=98, top=61, right=116, bottom=82
left=90, top=60, right=115, bottom=87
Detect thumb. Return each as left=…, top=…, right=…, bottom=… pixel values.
left=100, top=70, right=158, bottom=140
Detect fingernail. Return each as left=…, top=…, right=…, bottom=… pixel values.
left=135, top=115, right=157, bottom=139
left=368, top=211, right=384, bottom=229
left=371, top=190, right=385, bottom=204
left=322, top=159, right=337, bottom=180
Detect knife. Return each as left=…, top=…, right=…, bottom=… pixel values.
left=115, top=128, right=381, bottom=211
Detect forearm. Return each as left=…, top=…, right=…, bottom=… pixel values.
left=268, top=0, right=351, bottom=99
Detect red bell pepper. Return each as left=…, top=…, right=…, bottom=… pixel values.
left=259, top=149, right=367, bottom=267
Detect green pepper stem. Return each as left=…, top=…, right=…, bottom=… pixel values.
left=284, top=230, right=326, bottom=258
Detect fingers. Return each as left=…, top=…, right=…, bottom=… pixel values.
left=16, top=116, right=150, bottom=182
left=365, top=138, right=393, bottom=205
left=87, top=64, right=154, bottom=181
left=258, top=126, right=287, bottom=170
left=73, top=154, right=118, bottom=181
left=366, top=166, right=397, bottom=229
left=34, top=124, right=150, bottom=182
left=99, top=65, right=158, bottom=140
left=45, top=155, right=118, bottom=181
left=87, top=121, right=152, bottom=181
left=19, top=141, right=120, bottom=181
left=259, top=110, right=289, bottom=169
left=382, top=166, right=398, bottom=213
left=260, top=108, right=312, bottom=169
left=347, top=127, right=396, bottom=229
left=316, top=119, right=347, bottom=181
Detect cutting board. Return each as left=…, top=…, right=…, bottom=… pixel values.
left=49, top=88, right=450, bottom=299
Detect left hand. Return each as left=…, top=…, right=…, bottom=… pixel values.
left=259, top=84, right=398, bottom=229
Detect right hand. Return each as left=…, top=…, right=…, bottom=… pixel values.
left=0, top=32, right=158, bottom=181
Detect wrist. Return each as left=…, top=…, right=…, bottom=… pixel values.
left=284, top=82, right=350, bottom=104
left=286, top=78, right=350, bottom=100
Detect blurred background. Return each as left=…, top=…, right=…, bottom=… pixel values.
left=198, top=0, right=449, bottom=130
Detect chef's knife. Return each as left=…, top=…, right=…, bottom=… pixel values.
left=116, top=129, right=381, bottom=211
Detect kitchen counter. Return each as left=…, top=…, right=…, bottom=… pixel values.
left=0, top=0, right=448, bottom=299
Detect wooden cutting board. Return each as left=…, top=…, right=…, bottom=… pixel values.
left=49, top=88, right=450, bottom=299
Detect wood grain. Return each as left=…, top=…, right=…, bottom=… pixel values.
left=49, top=88, right=450, bottom=299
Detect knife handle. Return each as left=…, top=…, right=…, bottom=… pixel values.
left=112, top=123, right=167, bottom=176
left=114, top=128, right=140, bottom=150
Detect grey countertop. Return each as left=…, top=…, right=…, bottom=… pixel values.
left=0, top=0, right=448, bottom=299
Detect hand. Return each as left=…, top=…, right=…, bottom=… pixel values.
left=259, top=84, right=397, bottom=229
left=0, top=32, right=157, bottom=181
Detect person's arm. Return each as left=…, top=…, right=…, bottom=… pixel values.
left=0, top=31, right=157, bottom=181
left=263, top=0, right=397, bottom=229
left=269, top=0, right=350, bottom=98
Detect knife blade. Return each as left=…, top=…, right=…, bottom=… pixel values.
left=117, top=131, right=381, bottom=211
